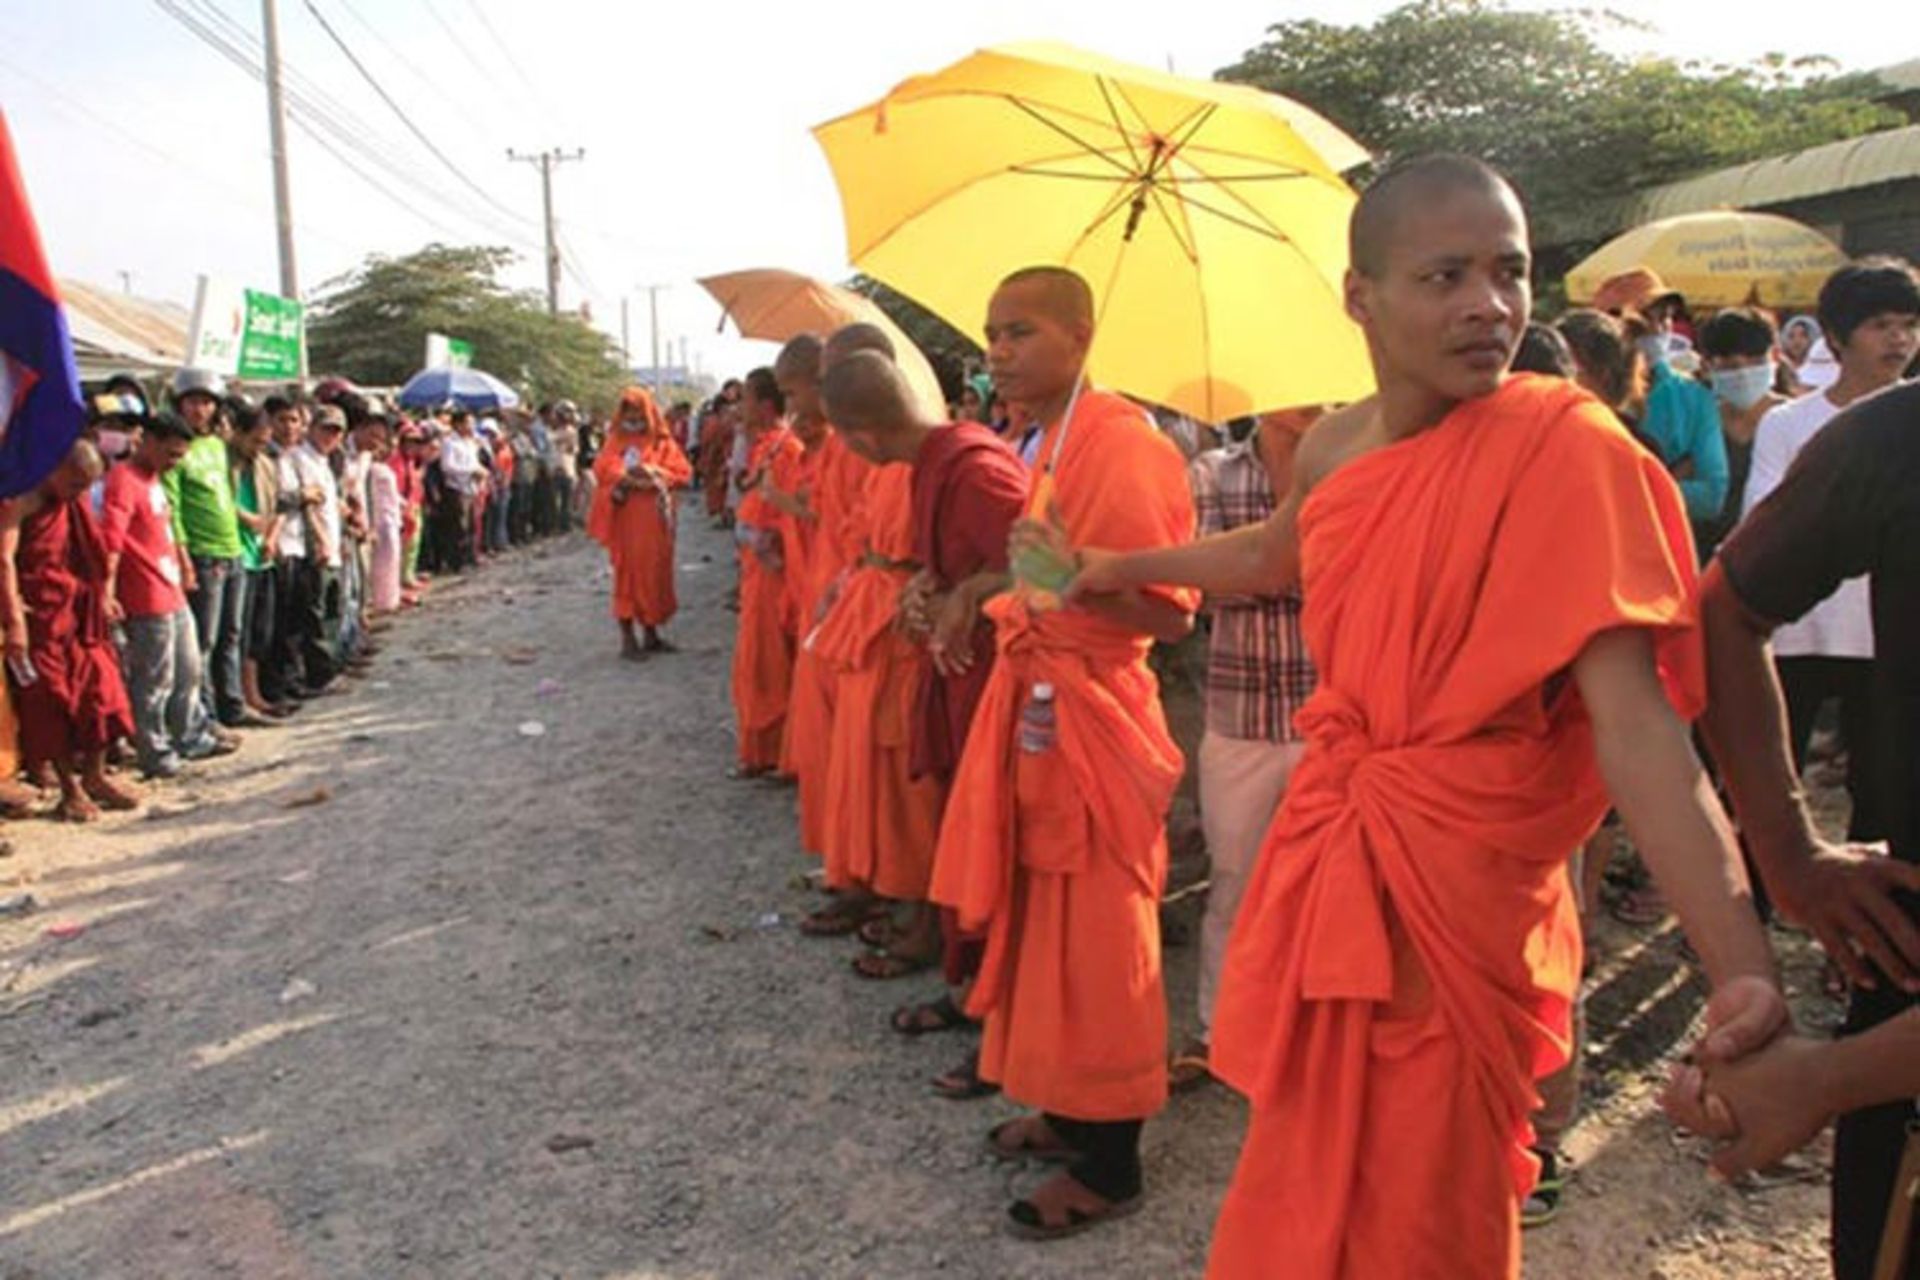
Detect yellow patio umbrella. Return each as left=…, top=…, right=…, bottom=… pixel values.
left=1566, top=211, right=1847, bottom=309
left=696, top=267, right=949, bottom=420
left=811, top=41, right=1374, bottom=422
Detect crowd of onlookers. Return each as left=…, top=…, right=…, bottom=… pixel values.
left=0, top=368, right=607, bottom=840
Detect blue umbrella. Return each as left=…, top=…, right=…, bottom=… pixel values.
left=396, top=366, right=521, bottom=411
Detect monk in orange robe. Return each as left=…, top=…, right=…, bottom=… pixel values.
left=820, top=351, right=1031, bottom=1088
left=928, top=268, right=1198, bottom=1240
left=767, top=336, right=871, bottom=858
left=729, top=368, right=802, bottom=778
left=587, top=387, right=692, bottom=660
left=698, top=382, right=740, bottom=524
left=1069, top=157, right=1789, bottom=1277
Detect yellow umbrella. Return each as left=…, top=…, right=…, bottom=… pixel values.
left=812, top=40, right=1374, bottom=422
left=1566, top=211, right=1847, bottom=309
left=697, top=267, right=950, bottom=420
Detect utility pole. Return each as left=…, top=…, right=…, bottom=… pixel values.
left=639, top=283, right=667, bottom=392
left=507, top=147, right=585, bottom=315
left=620, top=296, right=632, bottom=371
left=117, top=270, right=134, bottom=296
left=261, top=0, right=299, bottom=301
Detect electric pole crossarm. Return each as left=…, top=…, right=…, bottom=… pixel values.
left=507, top=147, right=585, bottom=315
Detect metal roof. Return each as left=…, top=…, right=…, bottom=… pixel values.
left=1875, top=57, right=1920, bottom=95
left=1542, top=123, right=1920, bottom=244
left=58, top=277, right=189, bottom=376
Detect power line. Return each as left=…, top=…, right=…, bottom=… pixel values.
left=462, top=0, right=558, bottom=131
left=148, top=0, right=537, bottom=253
left=180, top=0, right=528, bottom=239
left=299, top=0, right=534, bottom=230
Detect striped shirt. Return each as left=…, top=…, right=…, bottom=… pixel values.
left=1189, top=436, right=1315, bottom=743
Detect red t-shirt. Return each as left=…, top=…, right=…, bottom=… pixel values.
left=101, top=461, right=189, bottom=618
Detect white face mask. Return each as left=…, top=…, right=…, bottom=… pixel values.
left=1711, top=363, right=1775, bottom=410
left=1636, top=334, right=1675, bottom=367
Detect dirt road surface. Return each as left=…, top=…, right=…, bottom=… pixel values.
left=0, top=519, right=1836, bottom=1278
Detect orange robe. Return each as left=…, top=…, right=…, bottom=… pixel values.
left=586, top=392, right=693, bottom=628
left=930, top=390, right=1197, bottom=1121
left=781, top=433, right=871, bottom=855
left=811, top=461, right=945, bottom=899
left=731, top=425, right=803, bottom=770
left=1207, top=376, right=1703, bottom=1279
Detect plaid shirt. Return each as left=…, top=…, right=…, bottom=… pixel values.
left=1189, top=437, right=1315, bottom=743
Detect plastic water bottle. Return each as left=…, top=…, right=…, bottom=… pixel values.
left=1019, top=683, right=1058, bottom=755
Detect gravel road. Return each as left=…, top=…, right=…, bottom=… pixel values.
left=0, top=517, right=1834, bottom=1279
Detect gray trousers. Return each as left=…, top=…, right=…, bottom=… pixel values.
left=122, top=607, right=215, bottom=772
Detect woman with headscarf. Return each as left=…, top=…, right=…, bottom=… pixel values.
left=588, top=387, right=693, bottom=660
left=1780, top=314, right=1839, bottom=393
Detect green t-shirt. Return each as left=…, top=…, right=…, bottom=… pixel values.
left=234, top=465, right=266, bottom=571
left=162, top=433, right=243, bottom=558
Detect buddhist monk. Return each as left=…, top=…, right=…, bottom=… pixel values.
left=1065, top=155, right=1789, bottom=1277
left=928, top=267, right=1198, bottom=1239
left=821, top=352, right=1030, bottom=1085
left=587, top=387, right=693, bottom=660
left=0, top=439, right=139, bottom=821
left=767, top=336, right=871, bottom=858
left=699, top=380, right=740, bottom=525
left=729, top=368, right=800, bottom=778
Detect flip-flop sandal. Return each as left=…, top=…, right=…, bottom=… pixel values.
left=1521, top=1149, right=1564, bottom=1229
left=852, top=949, right=937, bottom=981
left=1005, top=1179, right=1143, bottom=1242
left=797, top=899, right=888, bottom=938
left=891, top=994, right=970, bottom=1037
left=985, top=1117, right=1074, bottom=1163
left=1169, top=1050, right=1213, bottom=1094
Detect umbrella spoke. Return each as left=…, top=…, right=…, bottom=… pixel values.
left=1161, top=183, right=1294, bottom=244
left=1095, top=77, right=1145, bottom=171
left=1006, top=98, right=1139, bottom=178
left=1071, top=179, right=1154, bottom=254
left=1148, top=186, right=1201, bottom=266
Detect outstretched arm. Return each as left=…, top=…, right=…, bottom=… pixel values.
left=1698, top=562, right=1920, bottom=989
left=1574, top=627, right=1785, bottom=1060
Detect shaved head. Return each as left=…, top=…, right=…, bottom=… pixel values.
left=821, top=351, right=930, bottom=465
left=774, top=334, right=824, bottom=384
left=997, top=266, right=1094, bottom=329
left=1351, top=154, right=1518, bottom=279
left=45, top=436, right=104, bottom=501
left=824, top=322, right=896, bottom=369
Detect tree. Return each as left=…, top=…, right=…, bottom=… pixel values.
left=845, top=275, right=980, bottom=402
left=307, top=244, right=629, bottom=410
left=1218, top=1, right=1900, bottom=231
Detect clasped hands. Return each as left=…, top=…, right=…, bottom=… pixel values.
left=1664, top=843, right=1920, bottom=1179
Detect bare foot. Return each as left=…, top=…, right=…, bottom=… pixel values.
left=83, top=776, right=141, bottom=812
left=54, top=793, right=101, bottom=824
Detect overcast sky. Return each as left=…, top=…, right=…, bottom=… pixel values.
left=3, top=0, right=1904, bottom=377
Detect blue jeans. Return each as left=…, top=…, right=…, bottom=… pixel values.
left=189, top=554, right=247, bottom=723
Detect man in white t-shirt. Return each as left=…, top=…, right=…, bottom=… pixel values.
left=1740, top=257, right=1920, bottom=841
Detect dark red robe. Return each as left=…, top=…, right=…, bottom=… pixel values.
left=908, top=422, right=1029, bottom=986
left=14, top=495, right=135, bottom=765
left=908, top=422, right=1029, bottom=781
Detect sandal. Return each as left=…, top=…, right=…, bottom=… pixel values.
left=1006, top=1172, right=1142, bottom=1242
left=891, top=994, right=969, bottom=1037
left=935, top=1051, right=999, bottom=1101
left=1521, top=1148, right=1563, bottom=1229
left=985, top=1115, right=1076, bottom=1164
left=797, top=897, right=887, bottom=938
left=1169, top=1041, right=1213, bottom=1094
left=851, top=949, right=938, bottom=981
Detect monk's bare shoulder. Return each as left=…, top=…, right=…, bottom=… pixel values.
left=1296, top=396, right=1381, bottom=497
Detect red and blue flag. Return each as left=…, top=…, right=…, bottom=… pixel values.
left=0, top=108, right=83, bottom=499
